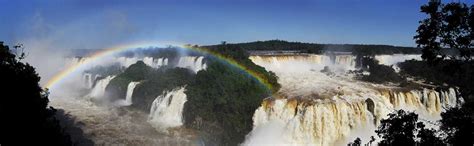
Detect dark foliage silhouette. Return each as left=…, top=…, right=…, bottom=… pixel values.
left=0, top=42, right=91, bottom=145
left=348, top=110, right=443, bottom=146
left=415, top=0, right=474, bottom=64
left=408, top=0, right=474, bottom=145
left=347, top=137, right=361, bottom=146
left=376, top=110, right=443, bottom=146
left=415, top=0, right=444, bottom=64
left=401, top=1, right=474, bottom=144
left=439, top=102, right=474, bottom=145
left=355, top=56, right=403, bottom=84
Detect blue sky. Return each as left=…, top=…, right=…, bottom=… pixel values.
left=0, top=0, right=473, bottom=48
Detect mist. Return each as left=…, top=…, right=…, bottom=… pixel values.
left=7, top=9, right=155, bottom=87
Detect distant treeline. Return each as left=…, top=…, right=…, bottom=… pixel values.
left=69, top=40, right=421, bottom=57
left=203, top=40, right=422, bottom=55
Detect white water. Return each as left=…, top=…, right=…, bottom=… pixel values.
left=246, top=55, right=460, bottom=146
left=117, top=57, right=141, bottom=68
left=176, top=56, right=207, bottom=73
left=374, top=54, right=421, bottom=72
left=93, top=74, right=101, bottom=82
left=70, top=56, right=205, bottom=73
left=247, top=98, right=373, bottom=146
left=54, top=54, right=429, bottom=145
left=115, top=81, right=141, bottom=106
left=374, top=54, right=421, bottom=66
left=116, top=56, right=205, bottom=71
left=246, top=88, right=458, bottom=146
left=143, top=57, right=169, bottom=68
left=83, top=73, right=94, bottom=89
left=148, top=87, right=188, bottom=131
left=49, top=97, right=196, bottom=145
left=88, top=76, right=115, bottom=98
left=250, top=54, right=420, bottom=73
left=249, top=55, right=355, bottom=73
left=46, top=54, right=206, bottom=145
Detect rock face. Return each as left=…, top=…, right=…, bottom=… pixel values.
left=365, top=98, right=375, bottom=117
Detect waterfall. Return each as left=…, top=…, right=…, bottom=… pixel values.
left=94, top=74, right=101, bottom=82
left=143, top=57, right=168, bottom=68
left=248, top=98, right=372, bottom=146
left=249, top=55, right=353, bottom=72
left=148, top=87, right=187, bottom=131
left=162, top=58, right=169, bottom=66
left=247, top=54, right=462, bottom=145
left=117, top=57, right=140, bottom=67
left=124, top=82, right=140, bottom=105
left=143, top=57, right=155, bottom=67
left=176, top=56, right=206, bottom=73
left=143, top=56, right=206, bottom=71
left=374, top=54, right=421, bottom=72
left=334, top=55, right=356, bottom=70
left=249, top=54, right=456, bottom=145
left=375, top=88, right=458, bottom=119
left=374, top=54, right=421, bottom=66
left=247, top=88, right=459, bottom=146
left=250, top=54, right=421, bottom=72
left=88, top=76, right=115, bottom=98
left=83, top=73, right=93, bottom=89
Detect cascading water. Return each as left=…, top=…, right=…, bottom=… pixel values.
left=247, top=88, right=459, bottom=146
left=148, top=87, right=187, bottom=131
left=94, top=74, right=101, bottom=82
left=123, top=81, right=140, bottom=106
left=374, top=54, right=421, bottom=72
left=246, top=55, right=461, bottom=145
left=250, top=54, right=420, bottom=72
left=117, top=57, right=140, bottom=68
left=51, top=54, right=207, bottom=145
left=83, top=73, right=93, bottom=89
left=247, top=98, right=372, bottom=146
left=143, top=57, right=154, bottom=67
left=49, top=94, right=195, bottom=145
left=103, top=56, right=203, bottom=71
left=88, top=75, right=115, bottom=98
left=374, top=54, right=421, bottom=66
left=376, top=88, right=458, bottom=116
left=176, top=56, right=206, bottom=73
left=249, top=55, right=355, bottom=73
left=334, top=55, right=356, bottom=70
left=143, top=57, right=168, bottom=68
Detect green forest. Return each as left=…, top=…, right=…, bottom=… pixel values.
left=204, top=40, right=421, bottom=55
left=102, top=44, right=280, bottom=145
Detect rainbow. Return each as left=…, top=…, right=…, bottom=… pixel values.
left=45, top=41, right=274, bottom=92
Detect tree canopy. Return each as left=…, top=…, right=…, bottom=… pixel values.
left=204, top=40, right=420, bottom=55
left=100, top=44, right=280, bottom=145
left=0, top=42, right=76, bottom=145
left=390, top=1, right=474, bottom=145
left=415, top=0, right=474, bottom=63
left=376, top=110, right=443, bottom=146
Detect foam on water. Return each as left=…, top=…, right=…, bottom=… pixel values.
left=148, top=87, right=188, bottom=131
left=246, top=55, right=460, bottom=145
